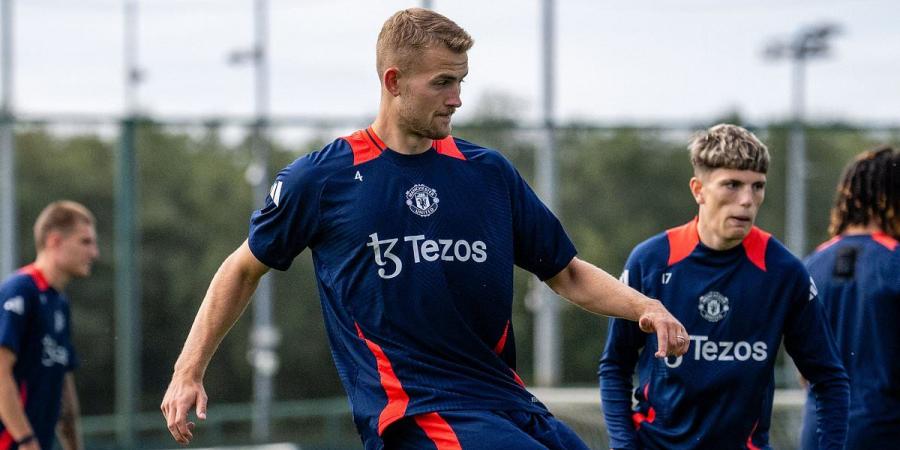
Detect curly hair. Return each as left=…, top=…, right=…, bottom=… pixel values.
left=828, top=146, right=899, bottom=238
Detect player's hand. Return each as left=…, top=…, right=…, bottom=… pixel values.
left=161, top=373, right=208, bottom=445
left=19, top=440, right=40, bottom=450
left=637, top=300, right=689, bottom=358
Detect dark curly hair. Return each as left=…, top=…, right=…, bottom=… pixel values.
left=828, top=146, right=899, bottom=238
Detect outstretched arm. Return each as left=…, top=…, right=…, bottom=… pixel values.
left=161, top=240, right=270, bottom=444
left=546, top=257, right=688, bottom=357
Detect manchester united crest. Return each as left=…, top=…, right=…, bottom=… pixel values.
left=698, top=291, right=729, bottom=322
left=405, top=184, right=440, bottom=217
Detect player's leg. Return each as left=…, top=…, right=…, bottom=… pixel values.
left=381, top=410, right=553, bottom=450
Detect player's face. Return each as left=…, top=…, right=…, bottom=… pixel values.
left=397, top=45, right=468, bottom=140
left=692, top=168, right=767, bottom=250
left=55, top=222, right=99, bottom=278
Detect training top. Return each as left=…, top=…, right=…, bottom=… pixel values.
left=800, top=232, right=900, bottom=449
left=600, top=218, right=849, bottom=450
left=248, top=128, right=576, bottom=449
left=0, top=265, right=79, bottom=450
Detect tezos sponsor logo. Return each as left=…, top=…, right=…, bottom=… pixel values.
left=367, top=233, right=487, bottom=279
left=698, top=291, right=729, bottom=322
left=406, top=184, right=439, bottom=217
left=664, top=335, right=768, bottom=368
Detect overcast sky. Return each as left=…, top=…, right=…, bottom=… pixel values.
left=6, top=0, right=900, bottom=126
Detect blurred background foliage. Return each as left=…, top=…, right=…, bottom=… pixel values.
left=11, top=102, right=898, bottom=423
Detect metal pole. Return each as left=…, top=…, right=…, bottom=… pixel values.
left=786, top=56, right=806, bottom=256
left=250, top=0, right=277, bottom=442
left=1, top=0, right=16, bottom=276
left=114, top=117, right=139, bottom=448
left=532, top=0, right=561, bottom=387
left=124, top=0, right=140, bottom=113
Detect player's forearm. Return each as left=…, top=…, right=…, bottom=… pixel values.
left=0, top=371, right=34, bottom=442
left=173, top=243, right=266, bottom=380
left=56, top=374, right=83, bottom=450
left=547, top=257, right=657, bottom=321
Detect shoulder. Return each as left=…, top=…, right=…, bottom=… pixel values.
left=450, top=137, right=515, bottom=171
left=0, top=272, right=39, bottom=315
left=274, top=136, right=357, bottom=194
left=1, top=271, right=40, bottom=296
left=755, top=230, right=807, bottom=277
left=627, top=229, right=671, bottom=266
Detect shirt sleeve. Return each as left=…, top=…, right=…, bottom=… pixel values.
left=502, top=158, right=577, bottom=280
left=0, top=280, right=31, bottom=355
left=783, top=270, right=849, bottom=450
left=248, top=155, right=325, bottom=271
left=598, top=255, right=645, bottom=449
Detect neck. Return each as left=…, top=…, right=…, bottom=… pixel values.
left=32, top=254, right=70, bottom=291
left=696, top=214, right=742, bottom=251
left=372, top=102, right=432, bottom=155
left=843, top=223, right=883, bottom=235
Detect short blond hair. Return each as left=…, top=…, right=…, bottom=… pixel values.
left=34, top=200, right=95, bottom=251
left=376, top=8, right=473, bottom=78
left=689, top=124, right=769, bottom=175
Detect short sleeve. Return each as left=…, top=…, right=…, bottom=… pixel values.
left=248, top=155, right=325, bottom=271
left=0, top=281, right=31, bottom=355
left=502, top=159, right=577, bottom=280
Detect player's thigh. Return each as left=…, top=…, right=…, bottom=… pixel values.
left=381, top=410, right=550, bottom=450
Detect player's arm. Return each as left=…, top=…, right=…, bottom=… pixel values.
left=56, top=373, right=82, bottom=450
left=546, top=257, right=688, bottom=357
left=161, top=239, right=270, bottom=445
left=0, top=347, right=40, bottom=450
left=599, top=317, right=644, bottom=450
left=783, top=277, right=849, bottom=450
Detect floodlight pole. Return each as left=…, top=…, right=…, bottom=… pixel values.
left=765, top=23, right=840, bottom=256
left=249, top=0, right=277, bottom=442
left=114, top=1, right=142, bottom=447
left=533, top=0, right=561, bottom=387
left=1, top=0, right=16, bottom=277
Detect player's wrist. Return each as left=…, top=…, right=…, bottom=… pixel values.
left=15, top=434, right=36, bottom=445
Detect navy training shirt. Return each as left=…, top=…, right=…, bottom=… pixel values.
left=248, top=128, right=577, bottom=449
left=0, top=265, right=78, bottom=450
left=600, top=218, right=849, bottom=450
left=801, top=232, right=900, bottom=449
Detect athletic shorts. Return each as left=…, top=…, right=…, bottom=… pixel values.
left=381, top=409, right=591, bottom=450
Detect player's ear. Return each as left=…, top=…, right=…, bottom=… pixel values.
left=689, top=176, right=704, bottom=205
left=383, top=67, right=402, bottom=97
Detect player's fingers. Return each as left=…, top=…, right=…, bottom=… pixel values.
left=169, top=402, right=193, bottom=444
left=655, top=326, right=669, bottom=358
left=196, top=391, right=208, bottom=420
left=675, top=324, right=690, bottom=355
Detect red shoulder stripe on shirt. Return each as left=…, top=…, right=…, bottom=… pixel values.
left=872, top=231, right=898, bottom=251
left=355, top=322, right=409, bottom=435
left=741, top=227, right=770, bottom=272
left=433, top=136, right=466, bottom=160
left=18, top=264, right=49, bottom=291
left=816, top=235, right=843, bottom=252
left=666, top=218, right=700, bottom=266
left=341, top=128, right=382, bottom=166
left=414, top=412, right=463, bottom=450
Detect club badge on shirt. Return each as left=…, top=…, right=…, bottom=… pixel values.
left=698, top=291, right=730, bottom=322
left=406, top=184, right=440, bottom=217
